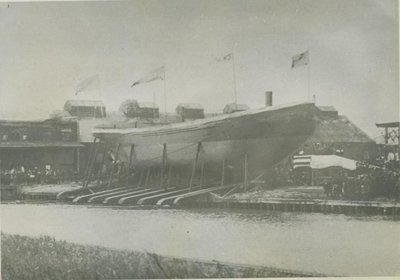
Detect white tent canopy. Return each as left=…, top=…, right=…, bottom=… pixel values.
left=293, top=155, right=357, bottom=170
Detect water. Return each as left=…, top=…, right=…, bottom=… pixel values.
left=1, top=203, right=399, bottom=276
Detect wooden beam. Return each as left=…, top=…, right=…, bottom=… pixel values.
left=244, top=153, right=248, bottom=192
left=85, top=141, right=100, bottom=188
left=82, top=137, right=97, bottom=187
left=126, top=144, right=135, bottom=187
left=200, top=162, right=205, bottom=188
left=107, top=143, right=121, bottom=189
left=138, top=168, right=144, bottom=186
left=160, top=144, right=167, bottom=189
left=221, top=159, right=225, bottom=186
left=83, top=138, right=99, bottom=188
left=189, top=142, right=202, bottom=192
left=96, top=143, right=107, bottom=186
left=145, top=167, right=151, bottom=188
left=76, top=147, right=80, bottom=175
left=167, top=166, right=172, bottom=188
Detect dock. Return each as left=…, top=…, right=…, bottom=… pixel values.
left=182, top=198, right=400, bottom=216
left=9, top=182, right=399, bottom=216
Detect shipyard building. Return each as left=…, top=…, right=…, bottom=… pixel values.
left=0, top=119, right=82, bottom=178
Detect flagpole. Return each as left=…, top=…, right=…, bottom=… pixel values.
left=153, top=91, right=156, bottom=121
left=163, top=67, right=167, bottom=121
left=307, top=52, right=311, bottom=102
left=232, top=53, right=238, bottom=106
left=99, top=77, right=104, bottom=119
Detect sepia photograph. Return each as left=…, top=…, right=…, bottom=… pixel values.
left=0, top=0, right=399, bottom=279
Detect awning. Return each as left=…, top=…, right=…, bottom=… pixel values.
left=293, top=155, right=357, bottom=170
left=0, top=142, right=84, bottom=148
left=376, top=122, right=400, bottom=128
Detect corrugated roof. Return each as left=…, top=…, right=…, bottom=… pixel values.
left=309, top=115, right=373, bottom=143
left=65, top=100, right=105, bottom=107
left=176, top=103, right=204, bottom=110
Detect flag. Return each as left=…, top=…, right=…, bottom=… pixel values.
left=131, top=66, right=165, bottom=87
left=75, top=75, right=100, bottom=95
left=293, top=155, right=312, bottom=169
left=293, top=155, right=357, bottom=170
left=291, top=51, right=309, bottom=69
left=217, top=53, right=233, bottom=62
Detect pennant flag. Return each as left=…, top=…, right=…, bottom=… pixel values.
left=217, top=53, right=233, bottom=62
left=75, top=75, right=100, bottom=95
left=291, top=51, right=309, bottom=69
left=131, top=66, right=165, bottom=87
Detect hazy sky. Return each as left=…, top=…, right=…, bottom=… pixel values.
left=0, top=0, right=398, bottom=138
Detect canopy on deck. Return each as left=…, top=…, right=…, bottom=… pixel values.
left=293, top=155, right=357, bottom=170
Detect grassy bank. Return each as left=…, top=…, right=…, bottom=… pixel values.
left=1, top=233, right=321, bottom=279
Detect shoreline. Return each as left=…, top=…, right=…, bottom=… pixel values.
left=1, top=233, right=325, bottom=279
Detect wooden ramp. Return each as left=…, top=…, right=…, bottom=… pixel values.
left=103, top=188, right=161, bottom=204
left=72, top=187, right=132, bottom=203
left=137, top=188, right=191, bottom=205
left=156, top=184, right=238, bottom=207
left=118, top=188, right=176, bottom=205
left=87, top=187, right=144, bottom=204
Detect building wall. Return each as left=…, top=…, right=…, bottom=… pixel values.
left=0, top=120, right=80, bottom=174
left=0, top=120, right=78, bottom=143
left=177, top=108, right=204, bottom=120
left=1, top=148, right=77, bottom=171
left=68, top=106, right=106, bottom=119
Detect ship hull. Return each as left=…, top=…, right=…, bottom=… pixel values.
left=94, top=103, right=317, bottom=183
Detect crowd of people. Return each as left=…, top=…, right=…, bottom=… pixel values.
left=0, top=165, right=78, bottom=186
left=321, top=156, right=400, bottom=200
left=269, top=153, right=400, bottom=201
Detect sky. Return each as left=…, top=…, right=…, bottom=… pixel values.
left=0, top=0, right=398, bottom=138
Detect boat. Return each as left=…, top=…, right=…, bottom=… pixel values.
left=92, top=102, right=318, bottom=184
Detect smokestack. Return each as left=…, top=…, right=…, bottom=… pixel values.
left=265, top=91, right=273, bottom=107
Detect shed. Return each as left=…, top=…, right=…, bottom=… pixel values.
left=176, top=103, right=204, bottom=120
left=64, top=100, right=106, bottom=119
left=223, top=103, right=250, bottom=114
left=138, top=103, right=159, bottom=119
